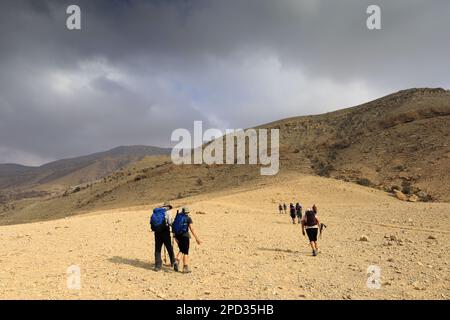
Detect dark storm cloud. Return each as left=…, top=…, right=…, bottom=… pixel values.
left=0, top=0, right=449, bottom=165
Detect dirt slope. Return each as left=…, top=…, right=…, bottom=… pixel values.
left=1, top=88, right=449, bottom=225
left=0, top=173, right=448, bottom=299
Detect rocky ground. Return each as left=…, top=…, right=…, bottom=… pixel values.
left=0, top=174, right=448, bottom=299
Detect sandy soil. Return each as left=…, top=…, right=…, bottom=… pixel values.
left=0, top=174, right=449, bottom=300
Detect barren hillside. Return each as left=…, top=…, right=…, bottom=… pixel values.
left=1, top=88, right=449, bottom=225
left=264, top=88, right=450, bottom=201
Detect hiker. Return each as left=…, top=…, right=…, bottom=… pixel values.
left=278, top=203, right=283, bottom=214
left=172, top=207, right=201, bottom=273
left=150, top=202, right=176, bottom=271
left=283, top=203, right=287, bottom=214
left=295, top=202, right=302, bottom=224
left=289, top=203, right=296, bottom=224
left=301, top=208, right=321, bottom=256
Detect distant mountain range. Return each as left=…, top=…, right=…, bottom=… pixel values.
left=0, top=145, right=171, bottom=189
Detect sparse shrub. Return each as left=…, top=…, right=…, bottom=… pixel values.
left=418, top=192, right=433, bottom=202
left=196, top=178, right=203, bottom=186
left=402, top=186, right=413, bottom=195
left=317, top=162, right=334, bottom=177
left=356, top=178, right=373, bottom=187
left=134, top=174, right=146, bottom=182
left=333, top=139, right=351, bottom=149
left=72, top=186, right=81, bottom=193
left=328, top=150, right=337, bottom=161
left=401, top=181, right=413, bottom=195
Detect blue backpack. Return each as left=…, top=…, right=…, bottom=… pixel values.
left=150, top=207, right=167, bottom=232
left=172, top=213, right=188, bottom=235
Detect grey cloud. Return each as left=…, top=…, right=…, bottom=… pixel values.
left=0, top=0, right=449, bottom=164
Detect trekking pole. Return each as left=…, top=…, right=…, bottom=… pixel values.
left=163, top=246, right=167, bottom=265
left=320, top=223, right=327, bottom=239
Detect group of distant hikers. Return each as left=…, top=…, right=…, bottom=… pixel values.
left=148, top=200, right=324, bottom=274
left=150, top=203, right=201, bottom=273
left=278, top=202, right=325, bottom=256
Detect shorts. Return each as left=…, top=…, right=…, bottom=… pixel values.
left=175, top=235, right=190, bottom=255
left=306, top=228, right=318, bottom=242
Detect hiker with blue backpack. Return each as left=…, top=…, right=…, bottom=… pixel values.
left=172, top=207, right=201, bottom=273
left=150, top=202, right=176, bottom=271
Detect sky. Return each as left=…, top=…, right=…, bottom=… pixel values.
left=0, top=0, right=449, bottom=165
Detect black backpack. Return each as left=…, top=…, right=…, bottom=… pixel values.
left=305, top=210, right=318, bottom=226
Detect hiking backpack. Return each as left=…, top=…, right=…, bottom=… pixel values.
left=172, top=213, right=189, bottom=235
left=290, top=205, right=296, bottom=216
left=150, top=207, right=167, bottom=232
left=305, top=210, right=318, bottom=227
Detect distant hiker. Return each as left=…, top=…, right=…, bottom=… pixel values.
left=295, top=202, right=303, bottom=224
left=278, top=203, right=283, bottom=214
left=150, top=202, right=176, bottom=271
left=301, top=208, right=321, bottom=256
left=173, top=207, right=201, bottom=273
left=283, top=203, right=287, bottom=214
left=289, top=203, right=296, bottom=224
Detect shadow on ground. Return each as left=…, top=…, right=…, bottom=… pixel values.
left=108, top=256, right=155, bottom=271
left=272, top=221, right=297, bottom=225
left=257, top=247, right=301, bottom=254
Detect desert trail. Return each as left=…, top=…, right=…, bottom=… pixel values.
left=0, top=172, right=448, bottom=300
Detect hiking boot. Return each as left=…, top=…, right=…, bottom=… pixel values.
left=154, top=266, right=162, bottom=272
left=173, top=261, right=179, bottom=272
left=183, top=266, right=191, bottom=274
left=312, top=250, right=317, bottom=257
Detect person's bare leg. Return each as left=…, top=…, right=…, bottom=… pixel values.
left=183, top=254, right=191, bottom=273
